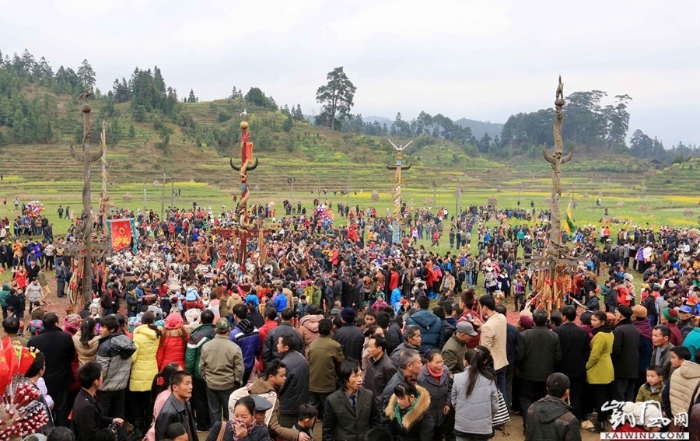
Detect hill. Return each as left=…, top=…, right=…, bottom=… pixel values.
left=454, top=118, right=504, bottom=140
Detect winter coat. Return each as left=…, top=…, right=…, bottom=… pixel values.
left=586, top=329, right=615, bottom=384
left=650, top=343, right=674, bottom=380
left=670, top=361, right=700, bottom=416
left=406, top=310, right=443, bottom=352
left=685, top=327, right=700, bottom=362
left=0, top=284, right=10, bottom=307
left=668, top=322, right=684, bottom=346
left=157, top=316, right=188, bottom=370
left=390, top=342, right=420, bottom=368
left=553, top=322, right=590, bottom=379
left=480, top=312, right=508, bottom=371
left=308, top=335, right=345, bottom=393
left=323, top=387, right=380, bottom=441
left=612, top=319, right=641, bottom=379
left=229, top=319, right=260, bottom=372
left=386, top=320, right=403, bottom=355
left=70, top=388, right=117, bottom=441
left=524, top=395, right=581, bottom=441
left=451, top=366, right=499, bottom=435
left=28, top=327, right=75, bottom=394
left=96, top=331, right=137, bottom=392
left=72, top=330, right=100, bottom=366
left=278, top=350, right=309, bottom=417
left=205, top=421, right=270, bottom=441
left=442, top=333, right=467, bottom=374
left=516, top=325, right=562, bottom=382
left=154, top=393, right=197, bottom=441
left=636, top=380, right=665, bottom=405
left=200, top=334, right=244, bottom=390
left=299, top=313, right=322, bottom=357
left=385, top=385, right=434, bottom=441
left=129, top=325, right=161, bottom=392
left=417, top=364, right=452, bottom=427
left=634, top=319, right=654, bottom=376
left=248, top=377, right=300, bottom=441
left=364, top=352, right=397, bottom=408
left=185, top=323, right=216, bottom=379
left=333, top=322, right=365, bottom=363
left=262, top=322, right=303, bottom=368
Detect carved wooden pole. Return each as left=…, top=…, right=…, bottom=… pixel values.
left=387, top=139, right=412, bottom=221
left=70, top=90, right=103, bottom=304
left=230, top=119, right=259, bottom=265
left=543, top=76, right=573, bottom=252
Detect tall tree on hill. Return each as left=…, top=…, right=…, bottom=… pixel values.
left=293, top=104, right=304, bottom=122
left=316, top=66, right=356, bottom=130
left=77, top=59, right=96, bottom=89
left=188, top=89, right=197, bottom=103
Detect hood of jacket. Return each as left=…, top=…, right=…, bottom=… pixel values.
left=100, top=332, right=137, bottom=359
left=248, top=376, right=277, bottom=394
left=0, top=284, right=9, bottom=293
left=133, top=324, right=159, bottom=341
left=234, top=318, right=255, bottom=335
left=385, top=384, right=431, bottom=431
left=185, top=287, right=199, bottom=300
left=165, top=313, right=184, bottom=330
left=531, top=395, right=574, bottom=424
left=409, top=310, right=439, bottom=329
left=299, top=314, right=322, bottom=332
left=679, top=360, right=700, bottom=381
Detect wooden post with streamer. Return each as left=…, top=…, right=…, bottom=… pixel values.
left=386, top=139, right=412, bottom=243
left=230, top=119, right=259, bottom=265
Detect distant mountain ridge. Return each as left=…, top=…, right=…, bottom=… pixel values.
left=364, top=116, right=503, bottom=140
left=454, top=118, right=503, bottom=140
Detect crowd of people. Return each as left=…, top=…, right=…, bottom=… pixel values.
left=3, top=200, right=700, bottom=441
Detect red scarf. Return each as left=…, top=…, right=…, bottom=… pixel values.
left=427, top=365, right=443, bottom=382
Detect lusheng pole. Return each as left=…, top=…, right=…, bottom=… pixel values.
left=161, top=170, right=166, bottom=219
left=69, top=89, right=103, bottom=305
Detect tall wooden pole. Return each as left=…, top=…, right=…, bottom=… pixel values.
left=161, top=170, right=166, bottom=219
left=171, top=179, right=174, bottom=207
left=143, top=181, right=147, bottom=217
left=69, top=89, right=103, bottom=305
left=387, top=139, right=412, bottom=243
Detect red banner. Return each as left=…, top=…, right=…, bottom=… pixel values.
left=110, top=219, right=133, bottom=251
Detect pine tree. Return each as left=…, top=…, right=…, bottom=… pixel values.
left=77, top=59, right=96, bottom=89
left=187, top=89, right=196, bottom=103
left=129, top=124, right=136, bottom=138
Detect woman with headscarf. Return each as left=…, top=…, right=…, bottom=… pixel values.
left=586, top=310, right=615, bottom=433
left=157, top=312, right=189, bottom=370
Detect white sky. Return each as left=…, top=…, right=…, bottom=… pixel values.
left=1, top=0, right=698, bottom=146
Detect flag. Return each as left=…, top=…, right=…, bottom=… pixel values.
left=108, top=219, right=134, bottom=251
left=562, top=203, right=576, bottom=235
left=0, top=337, right=18, bottom=391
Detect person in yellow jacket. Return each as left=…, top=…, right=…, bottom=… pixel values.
left=586, top=310, right=615, bottom=433
left=129, top=312, right=162, bottom=433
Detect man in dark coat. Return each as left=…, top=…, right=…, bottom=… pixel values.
left=262, top=308, right=304, bottom=368
left=323, top=360, right=380, bottom=441
left=516, top=309, right=562, bottom=429
left=28, top=312, right=75, bottom=427
left=155, top=371, right=197, bottom=441
left=333, top=307, right=364, bottom=362
left=71, top=362, right=123, bottom=441
left=553, top=305, right=590, bottom=421
left=364, top=334, right=397, bottom=408
left=277, top=335, right=309, bottom=428
left=612, top=305, right=641, bottom=402
left=525, top=373, right=581, bottom=441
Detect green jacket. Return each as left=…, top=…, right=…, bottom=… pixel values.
left=0, top=284, right=10, bottom=307
left=635, top=380, right=665, bottom=404
left=586, top=330, right=615, bottom=384
left=185, top=323, right=216, bottom=379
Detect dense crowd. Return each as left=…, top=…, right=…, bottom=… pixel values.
left=3, top=201, right=700, bottom=441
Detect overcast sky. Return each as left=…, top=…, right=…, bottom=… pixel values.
left=1, top=0, right=698, bottom=146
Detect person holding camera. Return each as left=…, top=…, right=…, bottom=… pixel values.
left=71, top=361, right=124, bottom=441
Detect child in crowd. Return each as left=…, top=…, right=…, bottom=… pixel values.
left=635, top=365, right=665, bottom=405
left=330, top=301, right=341, bottom=318
left=294, top=404, right=317, bottom=441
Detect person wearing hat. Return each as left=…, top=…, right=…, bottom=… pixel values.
left=442, top=321, right=478, bottom=375
left=611, top=305, right=641, bottom=403
left=199, top=318, right=244, bottom=424
left=631, top=304, right=654, bottom=391
left=678, top=305, right=696, bottom=339
left=660, top=308, right=683, bottom=346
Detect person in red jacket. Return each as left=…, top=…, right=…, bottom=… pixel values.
left=157, top=313, right=188, bottom=370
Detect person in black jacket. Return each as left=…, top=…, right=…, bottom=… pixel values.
left=612, top=305, right=641, bottom=402
left=28, top=312, right=75, bottom=427
left=553, top=305, right=590, bottom=421
left=155, top=371, right=197, bottom=441
left=333, top=308, right=365, bottom=362
left=262, top=308, right=304, bottom=368
left=524, top=373, right=580, bottom=441
left=206, top=396, right=271, bottom=441
left=71, top=361, right=123, bottom=441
